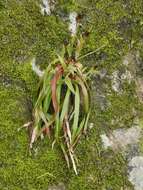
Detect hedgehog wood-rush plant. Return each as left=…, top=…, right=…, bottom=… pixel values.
left=28, top=35, right=93, bottom=174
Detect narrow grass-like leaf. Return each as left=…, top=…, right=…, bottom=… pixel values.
left=75, top=35, right=84, bottom=59
left=51, top=65, right=63, bottom=113
left=35, top=88, right=45, bottom=108
left=56, top=54, right=66, bottom=69
left=78, top=44, right=106, bottom=60
left=72, top=117, right=86, bottom=145
left=65, top=77, right=75, bottom=94
left=60, top=88, right=71, bottom=123
left=83, top=109, right=91, bottom=133
left=55, top=82, right=62, bottom=140
left=39, top=109, right=48, bottom=126
left=76, top=76, right=89, bottom=113
left=72, top=84, right=80, bottom=140
left=43, top=85, right=51, bottom=113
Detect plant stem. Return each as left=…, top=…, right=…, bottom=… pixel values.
left=78, top=44, right=106, bottom=60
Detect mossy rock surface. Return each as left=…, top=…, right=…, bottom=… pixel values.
left=0, top=0, right=143, bottom=189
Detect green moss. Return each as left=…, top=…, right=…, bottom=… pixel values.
left=0, top=86, right=70, bottom=190
left=0, top=0, right=142, bottom=189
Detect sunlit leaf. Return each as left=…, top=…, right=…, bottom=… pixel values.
left=65, top=77, right=75, bottom=94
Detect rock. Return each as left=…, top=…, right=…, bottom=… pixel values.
left=122, top=53, right=135, bottom=67
left=100, top=134, right=113, bottom=149
left=99, top=68, right=107, bottom=79
left=69, top=12, right=77, bottom=37
left=111, top=70, right=121, bottom=92
left=129, top=156, right=143, bottom=168
left=125, top=144, right=140, bottom=160
left=135, top=78, right=143, bottom=103
left=120, top=70, right=132, bottom=83
left=101, top=126, right=141, bottom=150
left=92, top=75, right=109, bottom=111
left=48, top=183, right=66, bottom=190
left=111, top=69, right=133, bottom=93
left=128, top=156, right=143, bottom=190
left=40, top=0, right=51, bottom=15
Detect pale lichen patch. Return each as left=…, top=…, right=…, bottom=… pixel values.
left=136, top=78, right=143, bottom=103
left=40, top=0, right=51, bottom=15
left=69, top=12, right=77, bottom=36
left=101, top=126, right=142, bottom=150
left=31, top=58, right=44, bottom=77
left=111, top=70, right=121, bottom=92
left=128, top=156, right=143, bottom=190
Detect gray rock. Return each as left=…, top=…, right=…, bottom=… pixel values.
left=101, top=126, right=141, bottom=150
left=99, top=68, right=107, bottom=79
left=111, top=70, right=121, bottom=92
left=128, top=156, right=143, bottom=190
left=48, top=183, right=66, bottom=190
left=122, top=53, right=135, bottom=66
left=129, top=156, right=143, bottom=168
left=111, top=68, right=133, bottom=93
left=126, top=144, right=140, bottom=160
left=136, top=78, right=143, bottom=103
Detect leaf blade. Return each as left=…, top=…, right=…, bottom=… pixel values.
left=72, top=84, right=80, bottom=140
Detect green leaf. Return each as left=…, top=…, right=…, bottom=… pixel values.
left=35, top=88, right=45, bottom=108
left=76, top=117, right=85, bottom=138
left=35, top=72, right=52, bottom=108
left=55, top=82, right=63, bottom=140
left=39, top=109, right=48, bottom=126
left=56, top=54, right=66, bottom=69
left=83, top=109, right=91, bottom=133
left=57, top=80, right=63, bottom=104
left=67, top=44, right=73, bottom=57
left=72, top=117, right=85, bottom=145
left=60, top=88, right=71, bottom=123
left=72, top=84, right=80, bottom=140
left=75, top=35, right=84, bottom=58
left=65, top=77, right=75, bottom=94
left=78, top=44, right=106, bottom=60
left=61, top=45, right=66, bottom=58
left=76, top=77, right=89, bottom=113
left=43, top=72, right=52, bottom=91
left=43, top=85, right=51, bottom=113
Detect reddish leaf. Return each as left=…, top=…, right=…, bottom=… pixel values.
left=42, top=127, right=51, bottom=138
left=51, top=65, right=63, bottom=113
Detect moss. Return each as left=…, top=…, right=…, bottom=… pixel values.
left=0, top=86, right=70, bottom=190
left=0, top=0, right=142, bottom=189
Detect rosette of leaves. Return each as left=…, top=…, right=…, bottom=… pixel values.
left=28, top=36, right=93, bottom=174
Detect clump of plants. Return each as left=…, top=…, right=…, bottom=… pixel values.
left=25, top=35, right=93, bottom=174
